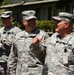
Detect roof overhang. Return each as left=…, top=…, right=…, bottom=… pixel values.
left=0, top=0, right=59, bottom=9
left=23, top=0, right=59, bottom=5
left=0, top=3, right=23, bottom=9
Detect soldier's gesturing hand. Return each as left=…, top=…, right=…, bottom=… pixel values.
left=32, top=36, right=42, bottom=45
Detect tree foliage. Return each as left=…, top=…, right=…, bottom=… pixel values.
left=12, top=20, right=55, bottom=32
left=0, top=0, right=4, bottom=5
left=36, top=20, right=55, bottom=32
left=2, top=0, right=10, bottom=5
left=0, top=0, right=10, bottom=5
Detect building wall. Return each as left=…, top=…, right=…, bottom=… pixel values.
left=6, top=0, right=74, bottom=22
left=10, top=2, right=59, bottom=21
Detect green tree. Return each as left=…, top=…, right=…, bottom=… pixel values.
left=0, top=0, right=4, bottom=5
left=2, top=0, right=10, bottom=5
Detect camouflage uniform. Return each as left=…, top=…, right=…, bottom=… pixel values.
left=0, top=25, right=21, bottom=75
left=8, top=28, right=49, bottom=75
left=43, top=32, right=74, bottom=75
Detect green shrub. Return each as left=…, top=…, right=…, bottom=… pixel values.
left=12, top=21, right=25, bottom=30
left=12, top=20, right=55, bottom=32
left=36, top=20, right=55, bottom=32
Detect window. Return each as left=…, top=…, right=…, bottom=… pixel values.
left=48, top=7, right=52, bottom=20
left=65, top=5, right=71, bottom=13
left=36, top=8, right=40, bottom=20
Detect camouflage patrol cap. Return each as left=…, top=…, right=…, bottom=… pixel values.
left=22, top=10, right=37, bottom=20
left=52, top=12, right=74, bottom=23
left=1, top=11, right=12, bottom=19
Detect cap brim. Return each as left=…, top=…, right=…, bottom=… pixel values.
left=52, top=16, right=62, bottom=21
left=52, top=16, right=72, bottom=22
left=1, top=15, right=10, bottom=18
left=24, top=16, right=37, bottom=20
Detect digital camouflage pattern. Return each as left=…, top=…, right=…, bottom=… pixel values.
left=43, top=32, right=74, bottom=75
left=8, top=28, right=49, bottom=75
left=0, top=25, right=21, bottom=75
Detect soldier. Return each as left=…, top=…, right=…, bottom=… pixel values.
left=7, top=10, right=49, bottom=75
left=42, top=12, right=74, bottom=75
left=0, top=11, right=21, bottom=75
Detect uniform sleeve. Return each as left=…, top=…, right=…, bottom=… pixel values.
left=7, top=43, right=17, bottom=75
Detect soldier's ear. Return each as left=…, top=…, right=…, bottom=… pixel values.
left=22, top=19, right=26, bottom=25
left=22, top=19, right=26, bottom=22
left=10, top=17, right=13, bottom=22
left=64, top=22, right=69, bottom=28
